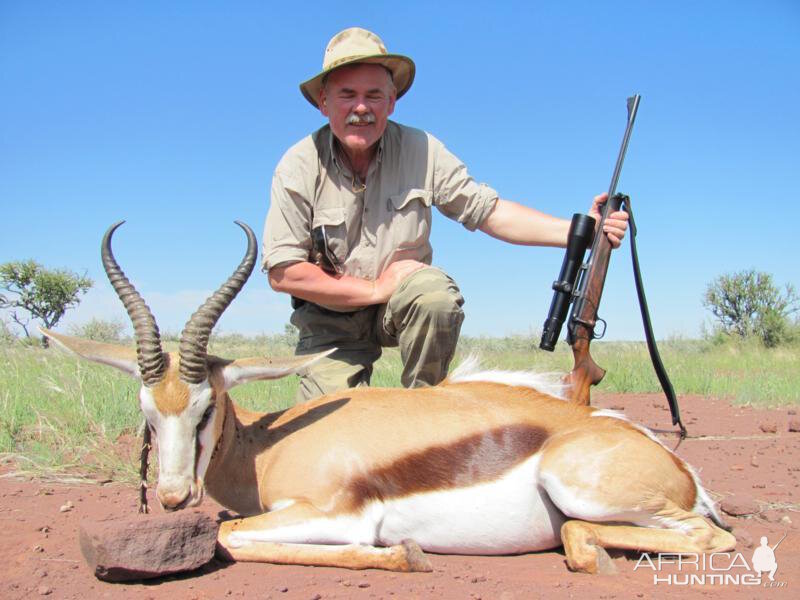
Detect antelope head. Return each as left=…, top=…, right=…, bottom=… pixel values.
left=42, top=221, right=324, bottom=511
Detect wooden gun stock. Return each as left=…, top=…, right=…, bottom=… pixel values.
left=565, top=193, right=626, bottom=404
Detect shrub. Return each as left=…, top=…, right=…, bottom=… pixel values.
left=703, top=270, right=799, bottom=348
left=68, top=318, right=127, bottom=343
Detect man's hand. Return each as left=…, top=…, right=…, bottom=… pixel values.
left=588, top=193, right=629, bottom=248
left=372, top=260, right=427, bottom=303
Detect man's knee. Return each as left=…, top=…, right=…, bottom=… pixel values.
left=390, top=267, right=464, bottom=324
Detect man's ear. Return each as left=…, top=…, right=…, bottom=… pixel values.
left=39, top=327, right=141, bottom=379
left=319, top=89, right=329, bottom=117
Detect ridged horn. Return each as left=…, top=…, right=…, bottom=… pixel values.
left=178, top=221, right=257, bottom=384
left=101, top=221, right=166, bottom=386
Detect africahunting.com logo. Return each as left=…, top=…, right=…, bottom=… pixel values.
left=634, top=533, right=788, bottom=587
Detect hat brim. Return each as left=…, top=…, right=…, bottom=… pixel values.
left=299, top=54, right=415, bottom=109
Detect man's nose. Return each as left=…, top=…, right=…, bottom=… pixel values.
left=352, top=99, right=368, bottom=113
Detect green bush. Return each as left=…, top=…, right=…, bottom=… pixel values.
left=68, top=318, right=127, bottom=343
left=703, top=270, right=799, bottom=347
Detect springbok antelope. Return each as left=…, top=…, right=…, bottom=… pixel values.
left=42, top=221, right=735, bottom=574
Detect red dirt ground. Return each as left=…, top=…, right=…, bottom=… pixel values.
left=1, top=393, right=798, bottom=599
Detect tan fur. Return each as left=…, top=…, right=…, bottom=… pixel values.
left=150, top=354, right=190, bottom=415
left=538, top=416, right=698, bottom=512
left=201, top=382, right=695, bottom=519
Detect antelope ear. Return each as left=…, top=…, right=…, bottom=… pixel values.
left=216, top=349, right=335, bottom=390
left=39, top=327, right=140, bottom=379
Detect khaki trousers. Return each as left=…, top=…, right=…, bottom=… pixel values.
left=290, top=267, right=464, bottom=402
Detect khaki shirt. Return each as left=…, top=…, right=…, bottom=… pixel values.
left=262, top=121, right=498, bottom=285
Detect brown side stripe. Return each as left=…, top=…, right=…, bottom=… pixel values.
left=348, top=424, right=549, bottom=509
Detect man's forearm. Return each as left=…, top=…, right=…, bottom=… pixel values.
left=268, top=262, right=379, bottom=309
left=478, top=198, right=570, bottom=248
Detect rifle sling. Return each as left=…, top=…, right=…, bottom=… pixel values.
left=623, top=198, right=687, bottom=439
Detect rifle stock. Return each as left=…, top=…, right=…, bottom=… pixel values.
left=565, top=192, right=625, bottom=404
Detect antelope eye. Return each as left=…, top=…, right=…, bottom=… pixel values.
left=197, top=405, right=215, bottom=431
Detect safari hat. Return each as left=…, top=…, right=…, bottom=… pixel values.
left=300, top=27, right=415, bottom=108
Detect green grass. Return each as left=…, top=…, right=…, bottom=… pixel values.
left=1, top=334, right=798, bottom=483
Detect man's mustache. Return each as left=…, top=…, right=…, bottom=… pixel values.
left=346, top=113, right=376, bottom=125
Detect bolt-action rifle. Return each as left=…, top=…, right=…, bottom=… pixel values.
left=539, top=95, right=686, bottom=437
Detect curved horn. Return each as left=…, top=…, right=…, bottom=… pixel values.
left=178, top=221, right=257, bottom=384
left=102, top=221, right=166, bottom=386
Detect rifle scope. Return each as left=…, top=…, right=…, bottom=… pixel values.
left=539, top=213, right=596, bottom=351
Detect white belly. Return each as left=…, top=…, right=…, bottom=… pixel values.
left=227, top=454, right=565, bottom=554
left=375, top=454, right=564, bottom=554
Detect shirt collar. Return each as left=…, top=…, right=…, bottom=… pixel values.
left=328, top=127, right=386, bottom=174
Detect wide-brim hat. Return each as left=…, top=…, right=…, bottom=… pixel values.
left=300, top=27, right=415, bottom=109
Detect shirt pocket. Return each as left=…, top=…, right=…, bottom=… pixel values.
left=311, top=206, right=348, bottom=267
left=388, top=188, right=433, bottom=250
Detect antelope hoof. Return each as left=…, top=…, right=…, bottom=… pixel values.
left=400, top=539, right=433, bottom=572
left=566, top=544, right=617, bottom=575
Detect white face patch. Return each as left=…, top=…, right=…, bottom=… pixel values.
left=139, top=380, right=219, bottom=508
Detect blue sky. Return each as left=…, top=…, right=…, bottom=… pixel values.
left=1, top=1, right=798, bottom=341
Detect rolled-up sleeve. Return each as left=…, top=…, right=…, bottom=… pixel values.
left=431, top=138, right=499, bottom=231
left=262, top=154, right=314, bottom=272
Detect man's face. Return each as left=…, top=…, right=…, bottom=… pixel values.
left=319, top=63, right=396, bottom=159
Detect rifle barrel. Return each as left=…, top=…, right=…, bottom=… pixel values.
left=608, top=95, right=641, bottom=199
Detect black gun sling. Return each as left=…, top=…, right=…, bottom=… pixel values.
left=622, top=197, right=687, bottom=438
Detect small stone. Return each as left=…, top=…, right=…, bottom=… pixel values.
left=358, top=582, right=371, bottom=588
left=720, top=496, right=759, bottom=516
left=750, top=455, right=759, bottom=468
left=37, top=586, right=52, bottom=596
left=277, top=587, right=288, bottom=593
left=59, top=501, right=74, bottom=513
left=759, top=423, right=777, bottom=434
left=780, top=515, right=792, bottom=525
left=33, top=545, right=44, bottom=553
left=788, top=419, right=800, bottom=433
